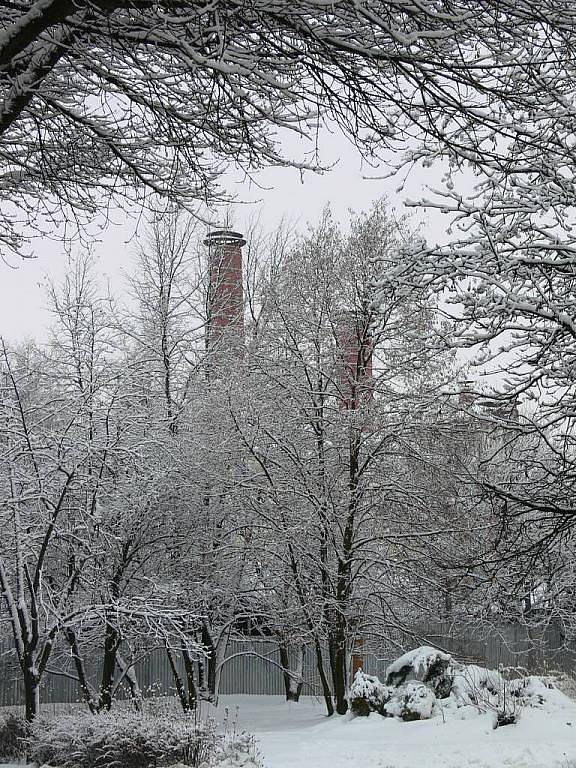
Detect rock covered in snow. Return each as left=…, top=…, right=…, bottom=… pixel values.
left=349, top=669, right=393, bottom=716
left=384, top=681, right=437, bottom=721
left=386, top=645, right=454, bottom=698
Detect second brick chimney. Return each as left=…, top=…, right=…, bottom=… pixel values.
left=204, top=229, right=245, bottom=357
left=336, top=311, right=373, bottom=410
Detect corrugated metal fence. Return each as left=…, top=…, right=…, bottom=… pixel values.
left=2, top=622, right=576, bottom=708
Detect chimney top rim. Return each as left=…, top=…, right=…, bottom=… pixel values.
left=204, top=229, right=246, bottom=247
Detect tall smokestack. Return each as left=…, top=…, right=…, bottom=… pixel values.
left=336, top=311, right=373, bottom=410
left=204, top=229, right=245, bottom=359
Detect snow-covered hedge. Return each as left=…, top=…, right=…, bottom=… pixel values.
left=508, top=675, right=555, bottom=707
left=28, top=710, right=219, bottom=768
left=348, top=670, right=436, bottom=721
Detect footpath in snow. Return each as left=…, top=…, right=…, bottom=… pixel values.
left=214, top=693, right=576, bottom=768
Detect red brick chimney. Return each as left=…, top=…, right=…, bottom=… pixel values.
left=204, top=229, right=245, bottom=356
left=336, top=311, right=373, bottom=410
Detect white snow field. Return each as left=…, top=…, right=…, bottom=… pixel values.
left=213, top=692, right=576, bottom=768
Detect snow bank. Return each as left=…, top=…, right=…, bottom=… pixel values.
left=213, top=693, right=576, bottom=768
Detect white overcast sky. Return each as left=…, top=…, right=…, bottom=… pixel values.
left=0, top=128, right=457, bottom=343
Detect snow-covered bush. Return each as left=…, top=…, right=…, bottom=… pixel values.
left=386, top=646, right=454, bottom=698
left=450, top=664, right=524, bottom=727
left=451, top=663, right=504, bottom=707
left=384, top=682, right=436, bottom=721
left=213, top=733, right=263, bottom=768
left=348, top=669, right=392, bottom=716
left=0, top=713, right=29, bottom=762
left=508, top=675, right=555, bottom=708
left=28, top=710, right=218, bottom=768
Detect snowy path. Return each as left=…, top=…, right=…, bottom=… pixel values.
left=215, top=694, right=576, bottom=768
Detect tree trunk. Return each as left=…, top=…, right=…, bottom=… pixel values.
left=23, top=661, right=40, bottom=722
left=182, top=644, right=197, bottom=710
left=116, top=652, right=143, bottom=712
left=197, top=644, right=205, bottom=691
left=166, top=644, right=191, bottom=712
left=213, top=637, right=229, bottom=706
left=64, top=627, right=97, bottom=713
left=332, top=633, right=348, bottom=715
left=328, top=609, right=349, bottom=714
left=313, top=638, right=334, bottom=716
left=98, top=620, right=120, bottom=711
left=279, top=643, right=304, bottom=702
left=200, top=622, right=217, bottom=702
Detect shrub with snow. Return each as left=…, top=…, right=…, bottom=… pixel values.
left=493, top=709, right=520, bottom=729
left=508, top=675, right=555, bottom=708
left=451, top=664, right=504, bottom=707
left=358, top=646, right=564, bottom=730
left=28, top=710, right=218, bottom=768
left=386, top=646, right=454, bottom=698
left=0, top=713, right=29, bottom=762
left=348, top=669, right=393, bottom=716
left=450, top=664, right=525, bottom=727
left=213, top=733, right=263, bottom=767
left=384, top=681, right=436, bottom=721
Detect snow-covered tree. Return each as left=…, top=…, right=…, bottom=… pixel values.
left=127, top=209, right=205, bottom=434
left=0, top=337, right=109, bottom=720
left=0, top=256, right=207, bottom=719
left=223, top=202, right=463, bottom=714
left=3, top=1, right=576, bottom=261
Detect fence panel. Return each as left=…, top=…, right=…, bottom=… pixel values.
left=2, top=622, right=576, bottom=709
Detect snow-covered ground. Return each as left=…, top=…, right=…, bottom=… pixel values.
left=213, top=693, right=576, bottom=768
